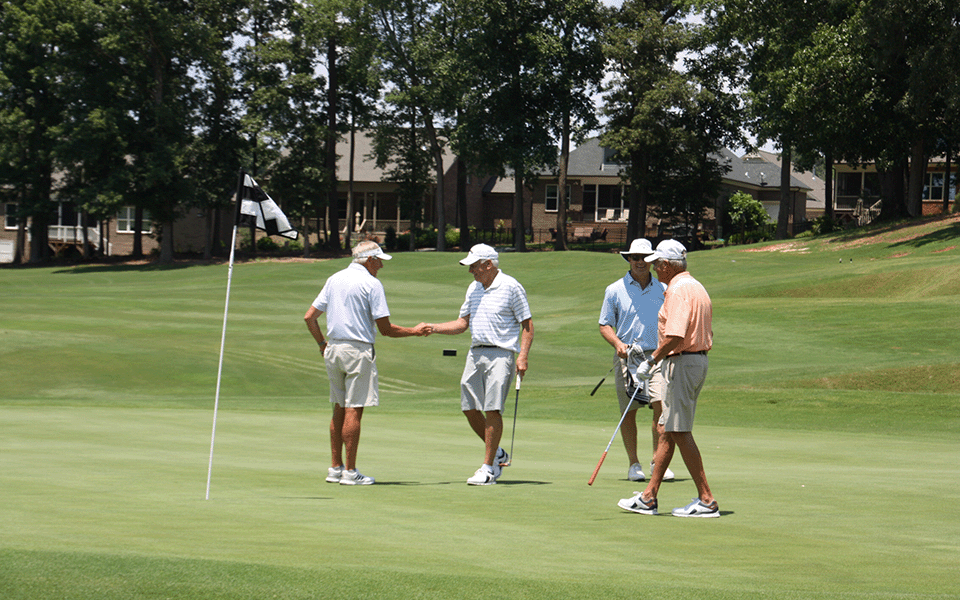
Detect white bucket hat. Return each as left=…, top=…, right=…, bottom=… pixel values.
left=620, top=238, right=654, bottom=261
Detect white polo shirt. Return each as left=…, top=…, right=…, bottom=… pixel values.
left=459, top=271, right=532, bottom=353
left=312, top=263, right=390, bottom=344
left=598, top=271, right=665, bottom=353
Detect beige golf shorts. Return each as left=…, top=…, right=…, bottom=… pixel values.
left=658, top=353, right=709, bottom=432
left=325, top=340, right=379, bottom=408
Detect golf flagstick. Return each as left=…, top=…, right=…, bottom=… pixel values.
left=587, top=377, right=649, bottom=486
left=503, top=375, right=521, bottom=467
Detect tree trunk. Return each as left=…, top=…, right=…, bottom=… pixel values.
left=555, top=112, right=570, bottom=251
left=777, top=147, right=792, bottom=239
left=878, top=160, right=908, bottom=220
left=457, top=156, right=469, bottom=250
left=424, top=119, right=446, bottom=251
left=346, top=115, right=355, bottom=249
left=326, top=36, right=341, bottom=252
left=824, top=153, right=834, bottom=220
left=513, top=166, right=526, bottom=252
left=943, top=144, right=951, bottom=214
left=133, top=206, right=144, bottom=258
left=907, top=139, right=925, bottom=217
left=160, top=220, right=174, bottom=263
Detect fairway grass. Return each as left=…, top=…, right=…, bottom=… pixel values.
left=2, top=407, right=958, bottom=600
left=2, top=216, right=960, bottom=599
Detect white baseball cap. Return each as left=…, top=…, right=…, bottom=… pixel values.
left=644, top=239, right=687, bottom=263
left=620, top=238, right=654, bottom=261
left=459, top=243, right=498, bottom=265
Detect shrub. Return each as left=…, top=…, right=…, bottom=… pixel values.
left=809, top=214, right=840, bottom=236
left=257, top=236, right=280, bottom=252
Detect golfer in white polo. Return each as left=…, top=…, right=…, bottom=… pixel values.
left=304, top=241, right=429, bottom=485
left=428, top=244, right=534, bottom=485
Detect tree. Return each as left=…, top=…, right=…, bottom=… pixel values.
left=0, top=0, right=75, bottom=262
left=543, top=0, right=604, bottom=251
left=727, top=191, right=769, bottom=243
left=600, top=0, right=695, bottom=242
left=372, top=0, right=458, bottom=251
left=453, top=0, right=559, bottom=252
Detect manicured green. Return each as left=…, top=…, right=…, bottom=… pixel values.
left=2, top=216, right=959, bottom=599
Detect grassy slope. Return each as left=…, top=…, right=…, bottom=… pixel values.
left=1, top=214, right=959, bottom=599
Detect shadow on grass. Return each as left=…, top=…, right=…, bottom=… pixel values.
left=372, top=480, right=552, bottom=486
left=53, top=261, right=198, bottom=274
left=888, top=221, right=960, bottom=250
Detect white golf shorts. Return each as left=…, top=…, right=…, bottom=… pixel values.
left=325, top=340, right=379, bottom=408
left=460, top=347, right=516, bottom=412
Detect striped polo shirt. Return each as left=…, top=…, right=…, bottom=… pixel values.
left=459, top=271, right=532, bottom=353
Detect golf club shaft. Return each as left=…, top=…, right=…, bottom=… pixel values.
left=507, top=376, right=520, bottom=464
left=587, top=375, right=646, bottom=486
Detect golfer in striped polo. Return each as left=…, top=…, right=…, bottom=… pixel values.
left=428, top=244, right=534, bottom=485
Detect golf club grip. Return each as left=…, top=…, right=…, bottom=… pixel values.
left=516, top=375, right=522, bottom=390
left=587, top=451, right=607, bottom=486
left=589, top=378, right=605, bottom=396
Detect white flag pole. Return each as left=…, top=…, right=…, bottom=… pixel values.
left=206, top=170, right=246, bottom=500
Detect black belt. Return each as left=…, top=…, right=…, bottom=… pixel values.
left=472, top=345, right=503, bottom=350
left=681, top=350, right=707, bottom=355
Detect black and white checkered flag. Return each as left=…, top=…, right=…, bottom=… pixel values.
left=238, top=174, right=298, bottom=240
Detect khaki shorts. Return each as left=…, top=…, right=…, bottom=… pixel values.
left=325, top=340, right=379, bottom=408
left=658, top=353, right=709, bottom=432
left=460, top=347, right=516, bottom=412
left=614, top=354, right=663, bottom=413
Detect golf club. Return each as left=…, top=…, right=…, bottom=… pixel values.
left=587, top=377, right=649, bottom=486
left=501, top=375, right=521, bottom=467
left=589, top=366, right=614, bottom=396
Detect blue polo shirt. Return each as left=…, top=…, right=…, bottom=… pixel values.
left=598, top=271, right=665, bottom=353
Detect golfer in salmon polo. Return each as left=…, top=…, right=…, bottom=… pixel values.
left=304, top=241, right=429, bottom=486
left=427, top=244, right=534, bottom=485
left=617, top=239, right=718, bottom=517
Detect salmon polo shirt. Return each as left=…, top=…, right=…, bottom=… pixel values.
left=658, top=272, right=713, bottom=355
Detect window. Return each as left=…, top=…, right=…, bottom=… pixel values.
left=545, top=185, right=570, bottom=213
left=836, top=172, right=863, bottom=197
left=4, top=203, right=17, bottom=229
left=923, top=172, right=944, bottom=201
left=116, top=206, right=152, bottom=233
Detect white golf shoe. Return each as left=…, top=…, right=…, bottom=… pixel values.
left=339, top=469, right=375, bottom=485
left=672, top=497, right=719, bottom=518
left=326, top=465, right=343, bottom=483
left=627, top=463, right=645, bottom=481
left=496, top=447, right=510, bottom=467
left=467, top=464, right=501, bottom=485
left=617, top=491, right=658, bottom=515
left=652, top=461, right=675, bottom=481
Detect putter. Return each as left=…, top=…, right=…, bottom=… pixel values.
left=501, top=375, right=521, bottom=467
left=587, top=377, right=649, bottom=486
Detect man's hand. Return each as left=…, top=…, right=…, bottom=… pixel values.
left=413, top=322, right=432, bottom=336
left=636, top=359, right=654, bottom=381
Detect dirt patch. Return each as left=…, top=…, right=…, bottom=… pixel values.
left=741, top=242, right=809, bottom=253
